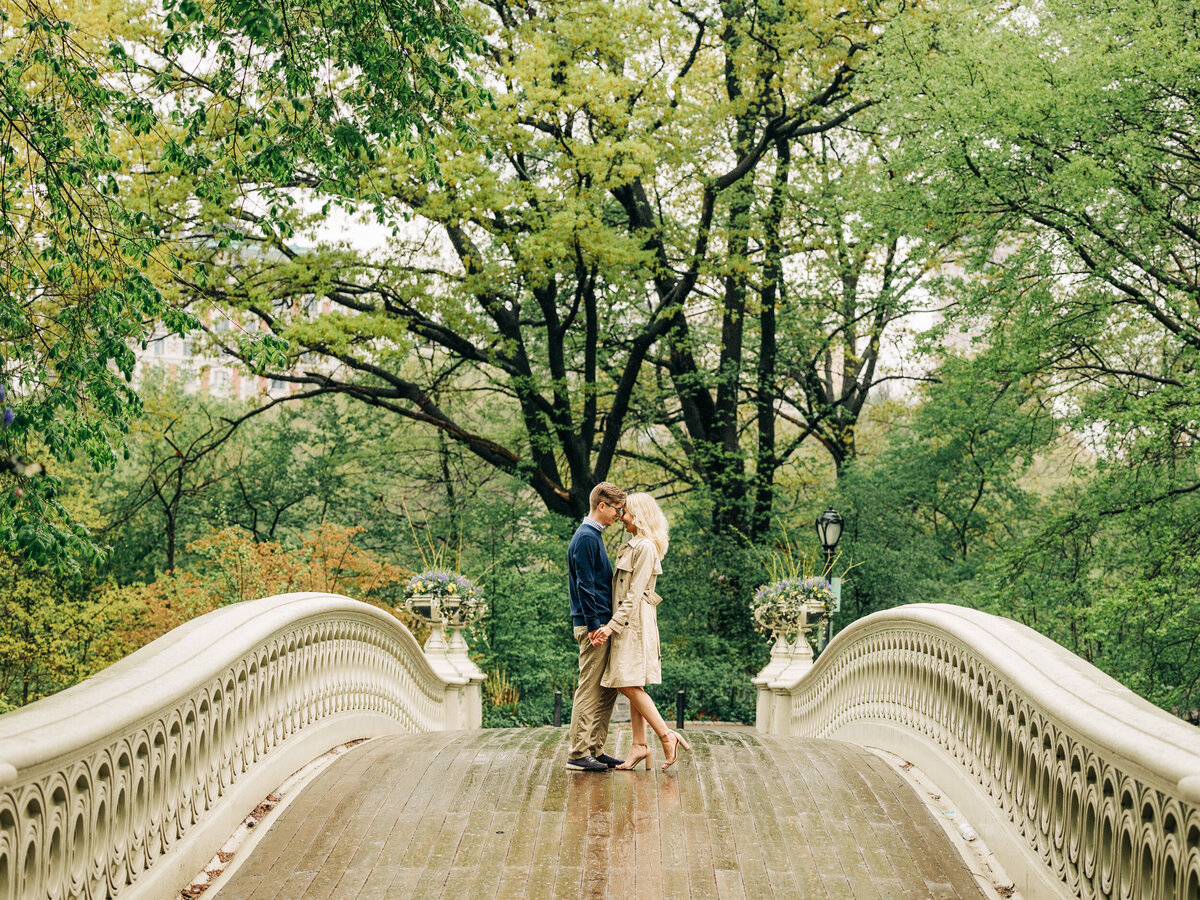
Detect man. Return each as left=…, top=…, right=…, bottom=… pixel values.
left=565, top=481, right=627, bottom=772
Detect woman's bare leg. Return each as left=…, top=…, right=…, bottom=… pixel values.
left=617, top=687, right=668, bottom=742
left=613, top=691, right=655, bottom=770
left=628, top=705, right=647, bottom=746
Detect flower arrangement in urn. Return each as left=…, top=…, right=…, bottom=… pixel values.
left=750, top=577, right=834, bottom=642
left=404, top=570, right=487, bottom=628
left=748, top=526, right=839, bottom=645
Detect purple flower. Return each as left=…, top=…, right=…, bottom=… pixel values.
left=1, top=408, right=12, bottom=429
left=0, top=384, right=5, bottom=402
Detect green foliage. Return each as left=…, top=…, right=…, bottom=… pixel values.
left=850, top=0, right=1200, bottom=715
left=871, top=0, right=1200, bottom=530
left=833, top=354, right=1057, bottom=618
left=0, top=0, right=483, bottom=571
left=0, top=555, right=139, bottom=712
left=156, top=0, right=487, bottom=199
left=656, top=631, right=757, bottom=725
left=981, top=468, right=1200, bottom=712
left=106, top=523, right=415, bottom=652
left=652, top=524, right=770, bottom=723
left=97, top=385, right=429, bottom=581
left=453, top=502, right=578, bottom=726
left=1, top=1, right=192, bottom=570
left=6, top=0, right=1200, bottom=729
left=186, top=0, right=949, bottom=541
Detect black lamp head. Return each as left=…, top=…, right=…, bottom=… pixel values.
left=815, top=506, right=844, bottom=552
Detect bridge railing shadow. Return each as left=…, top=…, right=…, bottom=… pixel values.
left=0, top=592, right=483, bottom=900
left=757, top=603, right=1200, bottom=900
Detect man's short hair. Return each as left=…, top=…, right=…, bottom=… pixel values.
left=589, top=482, right=627, bottom=512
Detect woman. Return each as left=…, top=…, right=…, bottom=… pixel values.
left=599, top=492, right=691, bottom=771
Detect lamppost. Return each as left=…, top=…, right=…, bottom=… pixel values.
left=815, top=506, right=844, bottom=647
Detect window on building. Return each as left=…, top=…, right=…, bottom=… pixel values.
left=210, top=368, right=232, bottom=396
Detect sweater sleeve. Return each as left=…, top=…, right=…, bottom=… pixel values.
left=570, top=532, right=609, bottom=632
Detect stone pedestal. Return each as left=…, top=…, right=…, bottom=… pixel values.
left=753, top=633, right=796, bottom=732
left=445, top=626, right=487, bottom=729
left=407, top=594, right=487, bottom=729
left=752, top=620, right=820, bottom=734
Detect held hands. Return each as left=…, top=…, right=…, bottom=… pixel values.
left=588, top=625, right=613, bottom=647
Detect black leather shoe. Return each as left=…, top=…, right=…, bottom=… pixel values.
left=595, top=753, right=625, bottom=768
left=565, top=755, right=608, bottom=772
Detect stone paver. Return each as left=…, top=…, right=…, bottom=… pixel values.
left=213, top=727, right=986, bottom=899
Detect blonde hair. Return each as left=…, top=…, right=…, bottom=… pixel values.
left=625, top=492, right=669, bottom=559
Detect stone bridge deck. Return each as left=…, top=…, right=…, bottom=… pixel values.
left=211, top=727, right=988, bottom=899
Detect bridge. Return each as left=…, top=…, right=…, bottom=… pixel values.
left=1, top=593, right=1198, bottom=899
left=207, top=727, right=987, bottom=899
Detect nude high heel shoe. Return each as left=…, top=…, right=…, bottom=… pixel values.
left=660, top=730, right=691, bottom=771
left=615, top=743, right=651, bottom=770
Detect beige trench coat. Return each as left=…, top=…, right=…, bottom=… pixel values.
left=600, top=536, right=663, bottom=688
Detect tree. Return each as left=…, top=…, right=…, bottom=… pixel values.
left=835, top=353, right=1057, bottom=616
left=766, top=131, right=959, bottom=481
left=0, top=554, right=139, bottom=711
left=94, top=378, right=525, bottom=582
left=871, top=0, right=1200, bottom=509
left=189, top=0, right=944, bottom=538
left=842, top=0, right=1200, bottom=712
left=106, top=523, right=417, bottom=650
left=983, top=464, right=1200, bottom=714
left=2, top=0, right=188, bottom=569
left=97, top=376, right=246, bottom=573
left=0, top=0, right=483, bottom=569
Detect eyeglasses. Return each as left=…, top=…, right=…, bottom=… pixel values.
left=605, top=502, right=626, bottom=517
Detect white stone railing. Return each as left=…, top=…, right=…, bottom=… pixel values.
left=756, top=603, right=1200, bottom=900
left=0, top=592, right=484, bottom=900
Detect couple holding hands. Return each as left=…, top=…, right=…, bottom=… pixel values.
left=565, top=482, right=691, bottom=773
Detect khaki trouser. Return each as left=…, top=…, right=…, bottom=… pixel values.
left=568, top=625, right=618, bottom=759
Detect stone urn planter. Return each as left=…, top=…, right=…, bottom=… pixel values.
left=750, top=579, right=833, bottom=732
left=402, top=571, right=488, bottom=694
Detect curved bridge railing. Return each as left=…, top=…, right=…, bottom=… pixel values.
left=757, top=603, right=1200, bottom=900
left=0, top=592, right=483, bottom=900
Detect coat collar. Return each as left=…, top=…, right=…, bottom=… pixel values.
left=618, top=535, right=664, bottom=574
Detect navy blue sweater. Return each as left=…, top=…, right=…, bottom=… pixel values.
left=567, top=520, right=613, bottom=632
